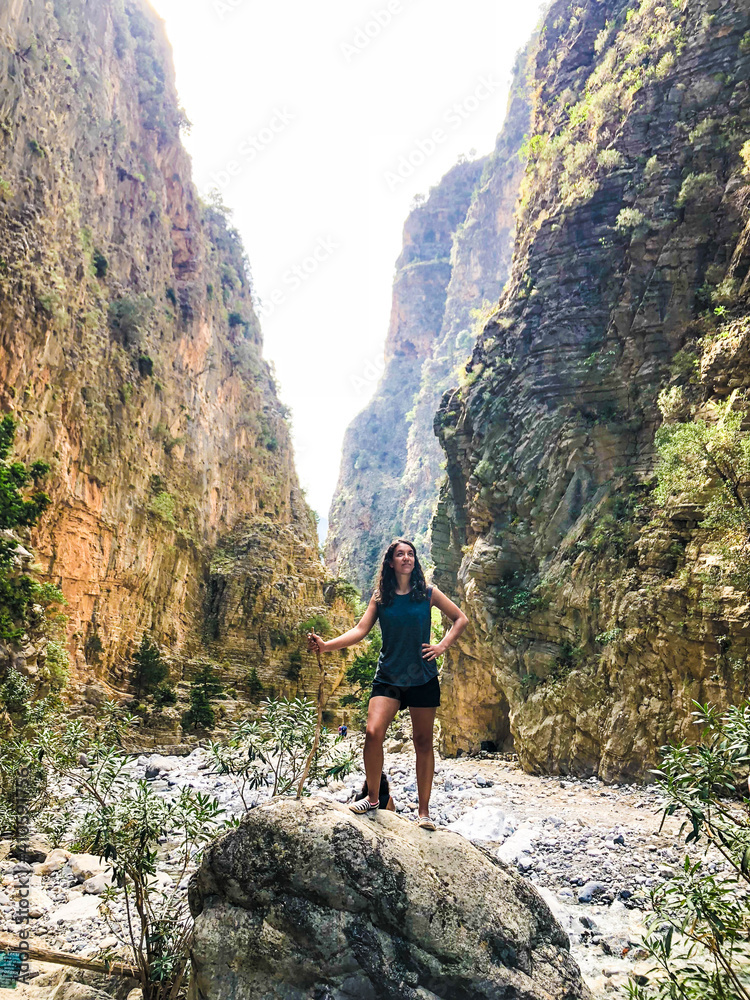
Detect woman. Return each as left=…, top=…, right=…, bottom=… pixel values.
left=307, top=538, right=468, bottom=830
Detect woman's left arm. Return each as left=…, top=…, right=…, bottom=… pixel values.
left=422, top=586, right=469, bottom=661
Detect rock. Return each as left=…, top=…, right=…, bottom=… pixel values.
left=145, top=754, right=176, bottom=779
left=36, top=847, right=72, bottom=875
left=578, top=881, right=608, bottom=904
left=7, top=836, right=51, bottom=864
left=497, top=825, right=540, bottom=864
left=187, top=797, right=591, bottom=999
left=69, top=854, right=111, bottom=883
left=49, top=893, right=103, bottom=923
left=82, top=871, right=114, bottom=894
left=446, top=804, right=509, bottom=842
left=385, top=740, right=406, bottom=754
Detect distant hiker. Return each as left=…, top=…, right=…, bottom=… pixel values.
left=307, top=537, right=468, bottom=830
left=338, top=724, right=348, bottom=737
left=355, top=772, right=395, bottom=811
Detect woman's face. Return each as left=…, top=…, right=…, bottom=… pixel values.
left=390, top=544, right=414, bottom=575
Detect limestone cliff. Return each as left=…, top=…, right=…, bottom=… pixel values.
left=433, top=0, right=750, bottom=780
left=325, top=47, right=534, bottom=597
left=0, top=0, right=349, bottom=725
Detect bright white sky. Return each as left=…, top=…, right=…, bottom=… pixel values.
left=148, top=0, right=545, bottom=543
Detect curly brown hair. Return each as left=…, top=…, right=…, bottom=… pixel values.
left=373, top=538, right=429, bottom=607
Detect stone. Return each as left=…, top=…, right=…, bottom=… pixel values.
left=82, top=871, right=114, bottom=894
left=7, top=836, right=51, bottom=864
left=578, top=881, right=608, bottom=904
left=50, top=894, right=103, bottom=923
left=35, top=848, right=72, bottom=875
left=187, top=797, right=592, bottom=999
left=69, top=854, right=112, bottom=883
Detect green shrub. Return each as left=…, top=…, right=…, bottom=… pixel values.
left=676, top=172, right=719, bottom=208
left=615, top=207, right=647, bottom=232
left=149, top=491, right=176, bottom=527
left=108, top=294, right=153, bottom=349
left=138, top=354, right=154, bottom=377
left=287, top=650, right=303, bottom=681
left=182, top=662, right=223, bottom=731
left=152, top=681, right=177, bottom=707
left=92, top=249, right=108, bottom=279
left=625, top=701, right=750, bottom=1000
left=206, top=696, right=356, bottom=801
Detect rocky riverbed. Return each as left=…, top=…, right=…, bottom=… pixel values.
left=0, top=737, right=725, bottom=999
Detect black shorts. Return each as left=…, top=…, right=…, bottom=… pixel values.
left=370, top=674, right=440, bottom=710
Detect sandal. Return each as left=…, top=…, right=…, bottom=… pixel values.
left=417, top=815, right=436, bottom=831
left=349, top=798, right=380, bottom=815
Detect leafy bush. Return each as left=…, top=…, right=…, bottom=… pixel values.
left=615, top=207, right=647, bottom=232
left=341, top=629, right=382, bottom=725
left=149, top=491, right=176, bottom=528
left=676, top=172, right=719, bottom=208
left=653, top=400, right=750, bottom=586
left=108, top=294, right=153, bottom=349
left=625, top=702, right=750, bottom=1000
left=92, top=248, right=108, bottom=279
left=206, top=696, right=356, bottom=802
left=35, top=703, right=227, bottom=1000
left=152, top=681, right=177, bottom=708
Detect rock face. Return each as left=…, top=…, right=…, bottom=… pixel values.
left=0, top=0, right=348, bottom=715
left=325, top=43, right=534, bottom=596
left=432, top=0, right=750, bottom=778
left=187, top=797, right=591, bottom=1000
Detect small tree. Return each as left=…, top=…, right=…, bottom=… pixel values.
left=246, top=666, right=263, bottom=702
left=181, top=662, right=223, bottom=732
left=35, top=701, right=227, bottom=1000
left=625, top=701, right=750, bottom=1000
left=206, top=696, right=355, bottom=804
left=133, top=635, right=167, bottom=698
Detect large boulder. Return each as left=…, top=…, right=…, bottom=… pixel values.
left=187, top=798, right=592, bottom=1000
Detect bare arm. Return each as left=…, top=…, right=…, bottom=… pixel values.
left=306, top=595, right=378, bottom=654
left=422, top=585, right=469, bottom=661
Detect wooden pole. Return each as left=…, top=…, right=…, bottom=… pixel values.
left=0, top=932, right=138, bottom=979
left=296, top=639, right=325, bottom=800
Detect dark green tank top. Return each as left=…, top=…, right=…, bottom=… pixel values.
left=373, top=586, right=435, bottom=687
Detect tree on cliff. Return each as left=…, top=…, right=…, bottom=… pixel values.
left=181, top=662, right=223, bottom=731
left=132, top=634, right=168, bottom=698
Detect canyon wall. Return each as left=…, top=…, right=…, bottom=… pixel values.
left=325, top=43, right=534, bottom=596
left=0, top=0, right=350, bottom=722
left=433, top=0, right=750, bottom=780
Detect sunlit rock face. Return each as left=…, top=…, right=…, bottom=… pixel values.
left=0, top=0, right=344, bottom=720
left=433, top=0, right=750, bottom=780
left=325, top=44, right=534, bottom=596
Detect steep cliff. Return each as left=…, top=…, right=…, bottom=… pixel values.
left=0, top=0, right=347, bottom=724
left=433, top=0, right=750, bottom=780
left=325, top=45, right=534, bottom=596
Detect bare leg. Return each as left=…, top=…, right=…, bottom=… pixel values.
left=364, top=696, right=400, bottom=804
left=410, top=707, right=436, bottom=818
